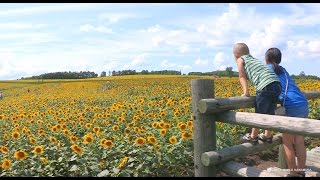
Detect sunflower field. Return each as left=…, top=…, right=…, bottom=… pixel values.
left=0, top=75, right=319, bottom=177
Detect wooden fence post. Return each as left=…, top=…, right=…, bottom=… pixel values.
left=191, top=79, right=216, bottom=177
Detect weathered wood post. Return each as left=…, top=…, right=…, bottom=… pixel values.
left=191, top=79, right=216, bottom=177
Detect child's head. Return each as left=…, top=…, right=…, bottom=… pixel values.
left=265, top=48, right=282, bottom=64
left=265, top=47, right=283, bottom=74
left=233, top=43, right=250, bottom=59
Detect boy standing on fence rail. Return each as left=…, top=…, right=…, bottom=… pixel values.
left=233, top=43, right=281, bottom=145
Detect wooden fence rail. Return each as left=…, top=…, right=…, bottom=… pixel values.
left=191, top=79, right=320, bottom=177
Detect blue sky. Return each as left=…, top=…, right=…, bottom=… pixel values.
left=0, top=3, right=319, bottom=80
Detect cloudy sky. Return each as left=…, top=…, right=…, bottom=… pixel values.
left=0, top=3, right=319, bottom=80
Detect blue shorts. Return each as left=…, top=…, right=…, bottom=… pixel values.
left=286, top=105, right=309, bottom=118
left=255, top=82, right=281, bottom=115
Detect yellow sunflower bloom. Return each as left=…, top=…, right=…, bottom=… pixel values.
left=169, top=136, right=177, bottom=144
left=32, top=146, right=44, bottom=155
left=134, top=137, right=146, bottom=146
left=1, top=158, right=11, bottom=170
left=11, top=131, right=20, bottom=140
left=83, top=133, right=94, bottom=144
left=14, top=150, right=28, bottom=161
left=70, top=144, right=83, bottom=155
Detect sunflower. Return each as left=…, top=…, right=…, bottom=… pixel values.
left=46, top=123, right=52, bottom=128
left=133, top=115, right=140, bottom=122
left=40, top=157, right=48, bottom=165
left=160, top=129, right=167, bottom=136
left=0, top=146, right=9, bottom=154
left=187, top=121, right=193, bottom=127
left=154, top=144, right=161, bottom=151
left=105, top=140, right=114, bottom=148
left=93, top=126, right=100, bottom=133
left=124, top=129, right=131, bottom=134
left=70, top=135, right=78, bottom=142
left=51, top=126, right=58, bottom=133
left=133, top=127, right=140, bottom=133
left=164, top=123, right=170, bottom=129
left=14, top=150, right=28, bottom=161
left=49, top=136, right=57, bottom=144
left=112, top=125, right=119, bottom=131
left=179, top=124, right=187, bottom=131
left=70, top=144, right=83, bottom=155
left=159, top=121, right=165, bottom=128
left=3, top=133, right=8, bottom=141
left=102, top=120, right=107, bottom=125
left=11, top=131, right=20, bottom=140
left=118, top=156, right=129, bottom=169
left=147, top=136, right=157, bottom=145
left=85, top=123, right=92, bottom=129
left=38, top=129, right=45, bottom=137
left=100, top=138, right=107, bottom=148
left=151, top=122, right=158, bottom=129
left=134, top=137, right=146, bottom=146
left=32, top=146, right=44, bottom=155
left=29, top=137, right=36, bottom=145
left=169, top=136, right=177, bottom=144
left=1, top=158, right=11, bottom=170
left=83, top=133, right=94, bottom=144
left=181, top=132, right=192, bottom=139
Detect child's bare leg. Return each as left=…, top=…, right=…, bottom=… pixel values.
left=294, top=135, right=306, bottom=174
left=264, top=130, right=272, bottom=138
left=283, top=133, right=298, bottom=176
left=251, top=128, right=259, bottom=138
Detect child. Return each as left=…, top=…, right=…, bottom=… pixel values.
left=233, top=43, right=281, bottom=145
left=265, top=47, right=308, bottom=177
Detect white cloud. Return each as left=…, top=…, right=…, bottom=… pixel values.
left=196, top=24, right=206, bottom=33
left=123, top=53, right=149, bottom=70
left=160, top=60, right=191, bottom=70
left=213, top=52, right=232, bottom=70
left=179, top=44, right=190, bottom=53
left=0, top=3, right=102, bottom=16
left=152, top=36, right=164, bottom=47
left=147, top=24, right=161, bottom=33
left=285, top=40, right=320, bottom=60
left=161, top=60, right=176, bottom=68
left=0, top=22, right=46, bottom=30
left=98, top=12, right=137, bottom=24
left=245, top=17, right=289, bottom=59
left=80, top=24, right=112, bottom=33
left=195, top=57, right=208, bottom=66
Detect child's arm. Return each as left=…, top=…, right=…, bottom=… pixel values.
left=236, top=57, right=250, bottom=96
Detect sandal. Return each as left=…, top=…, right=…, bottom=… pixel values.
left=286, top=172, right=305, bottom=177
left=258, top=133, right=273, bottom=144
left=241, top=133, right=259, bottom=145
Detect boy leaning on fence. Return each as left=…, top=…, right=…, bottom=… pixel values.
left=233, top=43, right=282, bottom=145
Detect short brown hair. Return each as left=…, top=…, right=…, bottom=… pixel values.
left=233, top=43, right=250, bottom=56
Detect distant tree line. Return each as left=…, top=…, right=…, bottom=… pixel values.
left=291, top=71, right=319, bottom=80
left=21, top=71, right=98, bottom=80
left=108, top=70, right=182, bottom=76
left=188, top=67, right=239, bottom=77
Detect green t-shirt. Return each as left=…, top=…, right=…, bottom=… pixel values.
left=241, top=54, right=279, bottom=92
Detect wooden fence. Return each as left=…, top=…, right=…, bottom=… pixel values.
left=191, top=79, right=320, bottom=177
